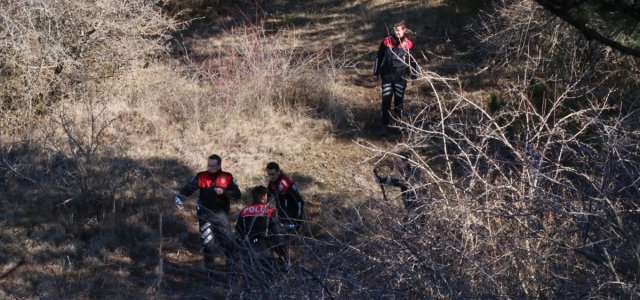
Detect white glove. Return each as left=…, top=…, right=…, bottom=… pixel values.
left=174, top=195, right=184, bottom=210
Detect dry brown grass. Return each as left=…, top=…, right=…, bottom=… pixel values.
left=0, top=0, right=375, bottom=297
left=2, top=0, right=639, bottom=298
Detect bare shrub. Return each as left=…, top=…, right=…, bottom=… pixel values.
left=41, top=86, right=134, bottom=212
left=0, top=17, right=348, bottom=297
left=194, top=26, right=329, bottom=112
left=9, top=0, right=638, bottom=298
left=0, top=0, right=178, bottom=121
left=470, top=0, right=640, bottom=94
left=152, top=24, right=349, bottom=143
left=320, top=2, right=640, bottom=296
left=353, top=44, right=640, bottom=300
left=161, top=0, right=261, bottom=19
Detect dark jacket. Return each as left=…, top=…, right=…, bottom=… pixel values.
left=374, top=34, right=418, bottom=77
left=268, top=173, right=304, bottom=220
left=178, top=170, right=241, bottom=213
left=378, top=165, right=425, bottom=209
left=235, top=203, right=288, bottom=259
left=235, top=203, right=280, bottom=241
left=235, top=202, right=289, bottom=266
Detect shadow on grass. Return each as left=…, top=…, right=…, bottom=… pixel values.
left=0, top=141, right=481, bottom=298
left=162, top=0, right=495, bottom=148
left=0, top=139, right=345, bottom=298
left=0, top=143, right=244, bottom=298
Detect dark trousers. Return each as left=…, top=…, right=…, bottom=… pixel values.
left=403, top=198, right=418, bottom=212
left=277, top=201, right=304, bottom=228
left=237, top=237, right=289, bottom=279
left=197, top=206, right=236, bottom=268
left=401, top=197, right=426, bottom=229
left=381, top=73, right=407, bottom=126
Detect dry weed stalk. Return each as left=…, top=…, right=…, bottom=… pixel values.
left=191, top=26, right=329, bottom=116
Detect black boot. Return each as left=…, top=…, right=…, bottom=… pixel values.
left=379, top=124, right=388, bottom=136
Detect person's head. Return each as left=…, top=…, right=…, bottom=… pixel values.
left=394, top=151, right=411, bottom=170
left=251, top=185, right=269, bottom=204
left=207, top=154, right=222, bottom=173
left=266, top=162, right=281, bottom=183
left=393, top=20, right=407, bottom=39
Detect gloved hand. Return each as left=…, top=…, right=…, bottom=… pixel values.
left=174, top=195, right=184, bottom=210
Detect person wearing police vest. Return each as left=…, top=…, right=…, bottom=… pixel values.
left=373, top=20, right=419, bottom=135
left=174, top=154, right=241, bottom=271
left=266, top=162, right=305, bottom=231
left=236, top=185, right=289, bottom=272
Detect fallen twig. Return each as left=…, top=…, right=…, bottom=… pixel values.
left=0, top=259, right=25, bottom=281
left=1, top=155, right=37, bottom=184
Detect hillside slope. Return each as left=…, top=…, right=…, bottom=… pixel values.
left=3, top=0, right=639, bottom=298
left=0, top=0, right=455, bottom=298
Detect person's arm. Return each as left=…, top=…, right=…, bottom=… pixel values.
left=269, top=214, right=284, bottom=236
left=267, top=185, right=277, bottom=203
left=287, top=184, right=305, bottom=219
left=388, top=175, right=407, bottom=189
left=177, top=176, right=199, bottom=200
left=174, top=176, right=199, bottom=209
left=374, top=40, right=386, bottom=76
left=377, top=173, right=408, bottom=189
left=223, top=177, right=242, bottom=200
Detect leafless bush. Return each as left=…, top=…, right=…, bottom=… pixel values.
left=164, top=25, right=348, bottom=129
left=161, top=0, right=262, bottom=19
left=0, top=0, right=178, bottom=122
left=471, top=0, right=640, bottom=93
left=353, top=49, right=640, bottom=297
left=328, top=3, right=640, bottom=296
left=0, top=20, right=348, bottom=300
left=41, top=85, right=136, bottom=213
left=4, top=0, right=638, bottom=298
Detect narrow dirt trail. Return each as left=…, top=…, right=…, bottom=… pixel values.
left=249, top=0, right=439, bottom=193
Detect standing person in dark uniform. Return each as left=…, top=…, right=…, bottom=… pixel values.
left=375, top=151, right=425, bottom=212
left=236, top=186, right=289, bottom=273
left=266, top=162, right=305, bottom=231
left=373, top=20, right=419, bottom=135
left=174, top=154, right=241, bottom=271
